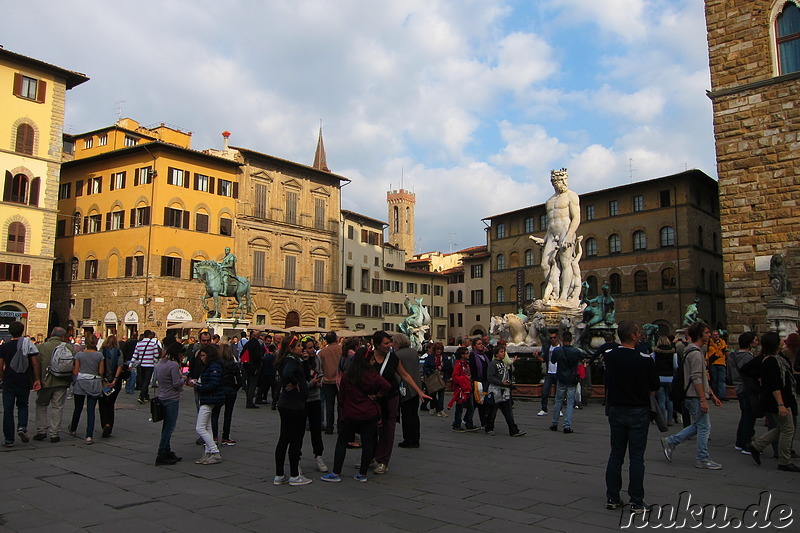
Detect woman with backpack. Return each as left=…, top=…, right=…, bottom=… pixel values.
left=98, top=335, right=124, bottom=438
left=211, top=343, right=241, bottom=446
left=68, top=335, right=104, bottom=444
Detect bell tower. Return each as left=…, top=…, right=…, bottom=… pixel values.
left=387, top=188, right=415, bottom=261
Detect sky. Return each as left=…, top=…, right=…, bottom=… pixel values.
left=3, top=0, right=716, bottom=254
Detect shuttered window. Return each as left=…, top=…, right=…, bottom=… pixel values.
left=284, top=255, right=296, bottom=289
left=253, top=251, right=266, bottom=286
left=6, top=222, right=25, bottom=253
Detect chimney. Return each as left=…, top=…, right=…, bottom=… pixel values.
left=222, top=131, right=231, bottom=151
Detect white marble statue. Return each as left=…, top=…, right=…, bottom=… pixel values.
left=529, top=168, right=582, bottom=304
left=502, top=313, right=527, bottom=346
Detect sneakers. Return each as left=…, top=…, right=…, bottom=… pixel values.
left=436, top=411, right=447, bottom=417
left=631, top=503, right=653, bottom=514
left=273, top=475, right=289, bottom=485
left=606, top=500, right=625, bottom=510
left=778, top=463, right=800, bottom=472
left=167, top=451, right=182, bottom=462
left=33, top=433, right=47, bottom=441
left=537, top=410, right=547, bottom=416
left=559, top=411, right=564, bottom=417
left=288, top=474, right=313, bottom=486
left=221, top=439, right=237, bottom=446
left=320, top=473, right=342, bottom=483
left=734, top=446, right=743, bottom=451
left=17, top=430, right=29, bottom=443
left=563, top=428, right=573, bottom=434
left=740, top=448, right=752, bottom=455
left=50, top=436, right=60, bottom=443
left=137, top=398, right=146, bottom=404
left=202, top=452, right=222, bottom=465
left=747, top=445, right=761, bottom=465
left=695, top=459, right=722, bottom=470
left=194, top=453, right=210, bottom=464
left=511, top=431, right=527, bottom=437
left=85, top=437, right=94, bottom=445
left=464, top=426, right=480, bottom=432
left=452, top=427, right=466, bottom=432
left=661, top=437, right=674, bottom=462
left=353, top=473, right=368, bottom=483
left=549, top=425, right=558, bottom=432
left=315, top=456, right=329, bottom=472
left=155, top=455, right=180, bottom=466
left=429, top=409, right=436, bottom=416
left=2, top=441, right=14, bottom=448
left=374, top=463, right=389, bottom=475
left=486, top=430, right=496, bottom=436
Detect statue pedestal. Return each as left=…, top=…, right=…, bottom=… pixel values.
left=765, top=296, right=799, bottom=338
left=207, top=318, right=250, bottom=340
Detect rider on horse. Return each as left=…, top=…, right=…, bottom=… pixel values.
left=219, top=247, right=238, bottom=291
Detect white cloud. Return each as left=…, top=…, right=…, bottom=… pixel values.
left=490, top=121, right=569, bottom=171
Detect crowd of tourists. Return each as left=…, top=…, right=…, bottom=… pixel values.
left=2, top=317, right=798, bottom=503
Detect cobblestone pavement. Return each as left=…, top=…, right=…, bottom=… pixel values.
left=0, top=392, right=797, bottom=532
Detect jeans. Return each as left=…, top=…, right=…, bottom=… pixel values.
left=399, top=396, right=421, bottom=445
left=158, top=399, right=180, bottom=456
left=735, top=393, right=756, bottom=449
left=605, top=406, right=650, bottom=506
left=486, top=400, right=519, bottom=435
left=35, top=386, right=67, bottom=438
left=98, top=385, right=122, bottom=432
left=125, top=367, right=137, bottom=394
left=320, top=383, right=338, bottom=431
left=656, top=383, right=674, bottom=423
left=245, top=369, right=259, bottom=406
left=275, top=406, right=306, bottom=477
left=551, top=382, right=576, bottom=429
left=69, top=394, right=99, bottom=438
left=196, top=404, right=220, bottom=454
left=453, top=397, right=476, bottom=429
left=305, top=399, right=324, bottom=457
left=138, top=367, right=154, bottom=401
left=211, top=387, right=238, bottom=440
left=665, top=397, right=711, bottom=462
left=709, top=365, right=727, bottom=400
left=334, top=416, right=378, bottom=476
left=753, top=410, right=795, bottom=465
left=541, top=373, right=557, bottom=411
left=432, top=389, right=446, bottom=413
left=2, top=382, right=30, bottom=443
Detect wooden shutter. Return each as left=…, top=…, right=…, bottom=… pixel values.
left=120, top=171, right=126, bottom=189
left=193, top=173, right=199, bottom=190
left=110, top=174, right=115, bottom=191
left=184, top=170, right=190, bottom=188
left=174, top=258, right=182, bottom=277
left=13, top=73, right=23, bottom=96
left=28, top=177, right=40, bottom=206
left=208, top=176, right=215, bottom=193
left=182, top=210, right=189, bottom=229
left=133, top=169, right=139, bottom=187
left=143, top=207, right=150, bottom=226
left=35, top=80, right=46, bottom=103
left=83, top=217, right=88, bottom=234
left=167, top=167, right=175, bottom=185
left=233, top=182, right=239, bottom=199
left=125, top=257, right=133, bottom=277
left=130, top=209, right=136, bottom=227
left=164, top=207, right=170, bottom=225
left=21, top=264, right=31, bottom=283
left=161, top=256, right=168, bottom=276
left=105, top=213, right=112, bottom=231
left=4, top=171, right=12, bottom=201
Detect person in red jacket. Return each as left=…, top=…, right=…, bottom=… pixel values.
left=321, top=346, right=391, bottom=483
left=449, top=347, right=478, bottom=432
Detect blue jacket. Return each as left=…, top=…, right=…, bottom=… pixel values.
left=196, top=361, right=224, bottom=405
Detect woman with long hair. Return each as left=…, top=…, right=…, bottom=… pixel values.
left=423, top=341, right=452, bottom=416
left=211, top=343, right=241, bottom=446
left=68, top=335, right=104, bottom=444
left=98, top=335, right=124, bottom=438
left=321, top=346, right=391, bottom=483
left=301, top=336, right=327, bottom=473
left=186, top=344, right=224, bottom=465
left=652, top=335, right=677, bottom=426
left=274, top=335, right=312, bottom=486
left=154, top=341, right=184, bottom=465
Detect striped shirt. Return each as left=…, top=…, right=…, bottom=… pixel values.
left=132, top=338, right=162, bottom=367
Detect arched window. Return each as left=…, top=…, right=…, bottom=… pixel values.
left=660, top=226, right=675, bottom=247
left=712, top=232, right=718, bottom=252
left=4, top=173, right=28, bottom=203
left=457, top=290, right=463, bottom=302
left=497, top=254, right=505, bottom=270
left=524, top=217, right=534, bottom=233
left=393, top=205, right=399, bottom=233
left=6, top=222, right=25, bottom=253
left=284, top=310, right=300, bottom=328
left=609, top=273, right=622, bottom=294
left=634, top=270, right=648, bottom=292
left=776, top=1, right=800, bottom=75
left=70, top=257, right=79, bottom=280
left=496, top=286, right=505, bottom=303
left=509, top=251, right=519, bottom=268
left=586, top=237, right=597, bottom=257
left=700, top=268, right=706, bottom=290
left=609, top=234, right=621, bottom=254
left=633, top=230, right=647, bottom=251
left=73, top=212, right=82, bottom=235
left=449, top=291, right=454, bottom=304
left=15, top=124, right=34, bottom=155
left=524, top=249, right=535, bottom=266
left=525, top=283, right=534, bottom=301
left=698, top=226, right=704, bottom=247
left=586, top=275, right=598, bottom=298
left=661, top=267, right=676, bottom=290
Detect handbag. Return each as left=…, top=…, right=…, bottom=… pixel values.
left=150, top=396, right=165, bottom=423
left=423, top=371, right=445, bottom=394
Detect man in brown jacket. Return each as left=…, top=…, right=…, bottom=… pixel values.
left=318, top=331, right=342, bottom=434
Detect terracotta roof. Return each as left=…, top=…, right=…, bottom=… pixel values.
left=61, top=140, right=242, bottom=168
left=0, top=47, right=89, bottom=89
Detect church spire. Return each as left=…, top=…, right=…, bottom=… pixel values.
left=313, top=123, right=330, bottom=172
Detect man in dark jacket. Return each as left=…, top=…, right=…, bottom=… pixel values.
left=241, top=331, right=264, bottom=408
left=549, top=330, right=582, bottom=433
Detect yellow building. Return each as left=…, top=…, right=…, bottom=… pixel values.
left=0, top=48, right=88, bottom=339
left=53, top=119, right=241, bottom=339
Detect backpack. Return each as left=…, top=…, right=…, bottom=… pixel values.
left=670, top=345, right=700, bottom=405
left=48, top=342, right=75, bottom=377
left=739, top=354, right=765, bottom=418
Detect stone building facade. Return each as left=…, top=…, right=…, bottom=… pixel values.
left=0, top=48, right=87, bottom=339
left=705, top=0, right=800, bottom=333
left=484, top=170, right=725, bottom=334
